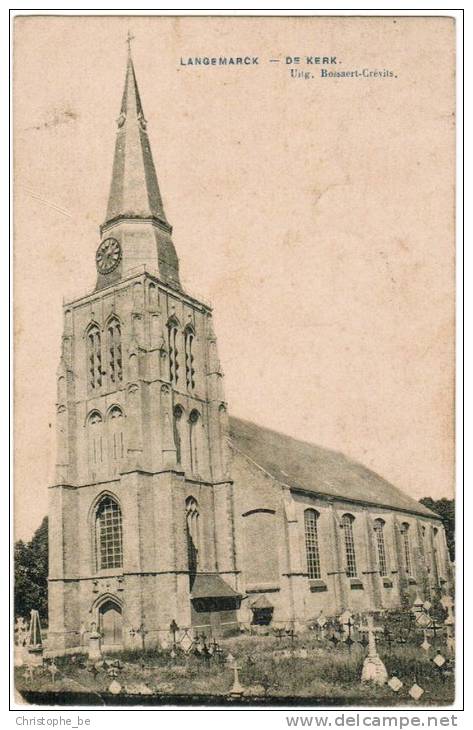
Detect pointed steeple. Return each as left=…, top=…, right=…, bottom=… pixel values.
left=105, top=47, right=168, bottom=225
left=98, top=38, right=181, bottom=290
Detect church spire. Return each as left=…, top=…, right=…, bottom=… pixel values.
left=104, top=39, right=168, bottom=226
left=98, top=37, right=181, bottom=290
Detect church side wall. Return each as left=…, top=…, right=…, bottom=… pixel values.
left=232, top=449, right=448, bottom=628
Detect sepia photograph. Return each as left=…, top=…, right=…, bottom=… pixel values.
left=12, top=13, right=457, bottom=709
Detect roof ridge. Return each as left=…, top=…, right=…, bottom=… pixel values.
left=228, top=414, right=438, bottom=519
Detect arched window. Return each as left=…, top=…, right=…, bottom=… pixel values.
left=432, top=526, right=440, bottom=579
left=108, top=406, right=125, bottom=473
left=400, top=522, right=412, bottom=575
left=189, top=410, right=200, bottom=474
left=87, top=410, right=103, bottom=476
left=373, top=518, right=388, bottom=577
left=304, top=509, right=321, bottom=580
left=186, top=496, right=200, bottom=580
left=107, top=317, right=122, bottom=384
left=167, top=317, right=179, bottom=385
left=86, top=324, right=102, bottom=390
left=173, top=404, right=184, bottom=465
left=95, top=496, right=123, bottom=571
left=148, top=282, right=158, bottom=309
left=342, top=513, right=357, bottom=578
left=184, top=325, right=196, bottom=391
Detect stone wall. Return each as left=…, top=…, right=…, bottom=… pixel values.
left=232, top=449, right=451, bottom=628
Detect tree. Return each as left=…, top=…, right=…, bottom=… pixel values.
left=419, top=497, right=455, bottom=562
left=14, top=517, right=48, bottom=622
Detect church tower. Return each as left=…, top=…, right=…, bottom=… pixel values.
left=48, top=43, right=242, bottom=652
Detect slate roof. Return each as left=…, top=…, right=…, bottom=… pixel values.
left=191, top=573, right=242, bottom=600
left=105, top=52, right=168, bottom=227
left=229, top=416, right=436, bottom=519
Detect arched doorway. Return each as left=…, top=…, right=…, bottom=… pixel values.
left=98, top=598, right=123, bottom=647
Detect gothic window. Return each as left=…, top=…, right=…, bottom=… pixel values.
left=189, top=410, right=200, bottom=474
left=304, top=509, right=321, bottom=580
left=420, top=524, right=429, bottom=572
left=432, top=526, right=440, bottom=579
left=86, top=324, right=102, bottom=390
left=107, top=317, right=122, bottom=384
left=108, top=406, right=125, bottom=472
left=87, top=410, right=103, bottom=475
left=148, top=282, right=158, bottom=309
left=184, top=325, right=196, bottom=391
left=400, top=522, right=412, bottom=576
left=342, top=513, right=357, bottom=578
left=173, top=404, right=184, bottom=464
left=373, top=518, right=388, bottom=577
left=95, top=496, right=123, bottom=571
left=167, top=317, right=179, bottom=385
left=186, top=496, right=200, bottom=581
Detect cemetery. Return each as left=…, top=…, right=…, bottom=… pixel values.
left=15, top=596, right=455, bottom=706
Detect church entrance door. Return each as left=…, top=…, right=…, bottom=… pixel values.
left=99, top=599, right=123, bottom=647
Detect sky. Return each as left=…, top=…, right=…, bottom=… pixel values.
left=14, top=15, right=455, bottom=540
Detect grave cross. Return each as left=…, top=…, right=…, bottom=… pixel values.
left=360, top=614, right=388, bottom=685
left=339, top=611, right=356, bottom=652
left=316, top=612, right=328, bottom=641
left=285, top=625, right=296, bottom=644
left=210, top=638, right=220, bottom=657
left=428, top=618, right=445, bottom=644
left=228, top=655, right=244, bottom=698
left=169, top=619, right=179, bottom=651
left=129, top=623, right=148, bottom=650
left=24, top=665, right=35, bottom=682
left=382, top=626, right=395, bottom=652
left=15, top=617, right=28, bottom=647
left=363, top=614, right=384, bottom=659
left=48, top=660, right=59, bottom=684
left=421, top=629, right=431, bottom=652
left=273, top=627, right=284, bottom=642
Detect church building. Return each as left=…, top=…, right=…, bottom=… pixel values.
left=48, top=48, right=453, bottom=653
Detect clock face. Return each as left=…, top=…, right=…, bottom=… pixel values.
left=96, top=238, right=122, bottom=274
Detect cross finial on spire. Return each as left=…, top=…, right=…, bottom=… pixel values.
left=126, top=30, right=135, bottom=55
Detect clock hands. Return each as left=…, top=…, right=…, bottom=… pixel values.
left=96, top=238, right=122, bottom=274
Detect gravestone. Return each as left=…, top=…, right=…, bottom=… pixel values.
left=108, top=679, right=122, bottom=695
left=361, top=614, right=388, bottom=686
left=14, top=617, right=28, bottom=667
left=88, top=621, right=102, bottom=662
left=388, top=676, right=403, bottom=692
left=316, top=611, right=328, bottom=641
left=409, top=683, right=424, bottom=701
left=228, top=655, right=244, bottom=698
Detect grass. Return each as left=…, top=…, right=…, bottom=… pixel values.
left=15, top=634, right=455, bottom=706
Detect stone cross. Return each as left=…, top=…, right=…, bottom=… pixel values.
left=316, top=611, right=327, bottom=640
left=15, top=617, right=28, bottom=646
left=228, top=655, right=244, bottom=698
left=88, top=621, right=102, bottom=662
left=48, top=661, right=59, bottom=683
left=339, top=610, right=356, bottom=651
left=364, top=614, right=384, bottom=658
left=169, top=620, right=179, bottom=651
left=126, top=30, right=135, bottom=53
left=129, top=623, right=148, bottom=650
left=361, top=614, right=388, bottom=686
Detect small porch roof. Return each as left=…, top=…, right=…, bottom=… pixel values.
left=190, top=574, right=243, bottom=601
